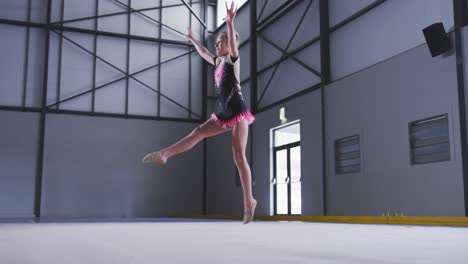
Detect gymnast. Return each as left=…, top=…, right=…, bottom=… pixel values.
left=143, top=1, right=257, bottom=224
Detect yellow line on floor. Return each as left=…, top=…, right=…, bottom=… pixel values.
left=170, top=215, right=468, bottom=226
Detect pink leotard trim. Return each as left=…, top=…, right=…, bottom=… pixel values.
left=211, top=110, right=256, bottom=129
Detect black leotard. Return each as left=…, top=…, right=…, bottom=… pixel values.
left=211, top=54, right=255, bottom=128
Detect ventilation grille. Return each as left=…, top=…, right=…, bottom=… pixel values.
left=335, top=135, right=361, bottom=175
left=409, top=114, right=450, bottom=165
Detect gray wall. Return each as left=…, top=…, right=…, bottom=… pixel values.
left=0, top=111, right=203, bottom=217
left=41, top=113, right=203, bottom=217
left=0, top=111, right=40, bottom=217
left=325, top=42, right=464, bottom=216
left=330, top=0, right=454, bottom=81
left=0, top=24, right=45, bottom=107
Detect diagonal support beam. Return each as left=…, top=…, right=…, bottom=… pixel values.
left=257, top=0, right=313, bottom=106
left=48, top=30, right=200, bottom=118
left=257, top=35, right=320, bottom=78
left=51, top=2, right=201, bottom=26
left=181, top=0, right=207, bottom=28
left=47, top=43, right=191, bottom=110
left=0, top=18, right=190, bottom=46
left=52, top=24, right=190, bottom=46
left=257, top=0, right=303, bottom=32
left=256, top=0, right=387, bottom=79
left=258, top=33, right=321, bottom=78
left=256, top=0, right=268, bottom=23
left=113, top=0, right=186, bottom=37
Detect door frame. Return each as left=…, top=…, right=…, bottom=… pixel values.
left=273, top=141, right=301, bottom=216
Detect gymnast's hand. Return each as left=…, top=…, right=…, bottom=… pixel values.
left=186, top=27, right=195, bottom=42
left=225, top=0, right=237, bottom=23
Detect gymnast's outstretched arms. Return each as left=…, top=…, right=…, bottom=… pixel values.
left=186, top=28, right=216, bottom=66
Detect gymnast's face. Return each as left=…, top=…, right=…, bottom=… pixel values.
left=215, top=36, right=229, bottom=56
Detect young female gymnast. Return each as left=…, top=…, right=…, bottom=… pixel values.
left=142, top=2, right=257, bottom=224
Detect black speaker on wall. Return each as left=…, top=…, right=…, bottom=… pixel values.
left=422, top=22, right=451, bottom=57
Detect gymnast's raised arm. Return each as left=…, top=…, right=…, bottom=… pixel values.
left=225, top=1, right=239, bottom=58
left=186, top=28, right=216, bottom=66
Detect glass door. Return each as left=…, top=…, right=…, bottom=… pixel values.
left=273, top=141, right=301, bottom=215
left=272, top=121, right=301, bottom=215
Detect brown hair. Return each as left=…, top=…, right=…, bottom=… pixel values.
left=218, top=31, right=240, bottom=48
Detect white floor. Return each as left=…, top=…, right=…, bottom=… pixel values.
left=0, top=219, right=467, bottom=264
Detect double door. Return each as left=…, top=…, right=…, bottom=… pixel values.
left=273, top=141, right=301, bottom=215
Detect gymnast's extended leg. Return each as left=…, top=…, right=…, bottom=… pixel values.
left=142, top=117, right=231, bottom=164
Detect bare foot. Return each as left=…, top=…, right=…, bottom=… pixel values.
left=142, top=151, right=167, bottom=165
left=243, top=198, right=257, bottom=224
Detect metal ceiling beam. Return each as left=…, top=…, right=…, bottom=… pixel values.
left=0, top=18, right=46, bottom=28
left=51, top=2, right=201, bottom=25
left=52, top=24, right=190, bottom=46
left=181, top=0, right=207, bottom=28
left=45, top=108, right=200, bottom=123
left=256, top=83, right=322, bottom=114
left=0, top=18, right=191, bottom=46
